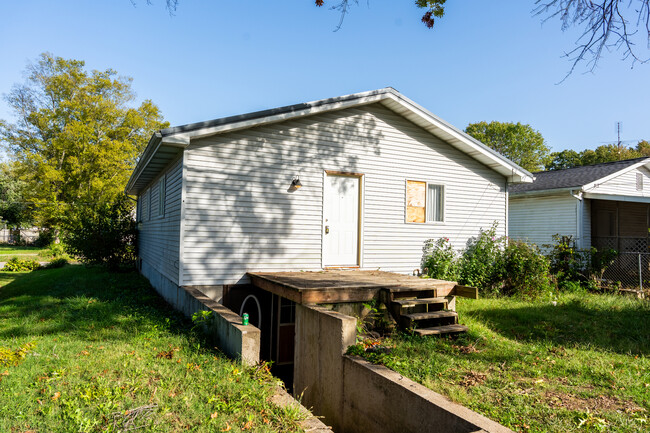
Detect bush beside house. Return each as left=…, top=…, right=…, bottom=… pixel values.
left=422, top=223, right=615, bottom=299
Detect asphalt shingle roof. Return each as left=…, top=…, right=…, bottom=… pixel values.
left=509, top=157, right=650, bottom=194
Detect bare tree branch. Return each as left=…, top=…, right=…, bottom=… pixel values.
left=535, top=1, right=650, bottom=80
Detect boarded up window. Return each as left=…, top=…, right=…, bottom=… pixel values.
left=406, top=180, right=426, bottom=223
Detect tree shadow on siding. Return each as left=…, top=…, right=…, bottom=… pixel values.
left=181, top=108, right=383, bottom=286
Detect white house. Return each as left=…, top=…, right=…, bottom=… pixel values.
left=126, top=88, right=532, bottom=297
left=509, top=157, right=650, bottom=252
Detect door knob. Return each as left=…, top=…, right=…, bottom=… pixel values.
left=325, top=225, right=330, bottom=234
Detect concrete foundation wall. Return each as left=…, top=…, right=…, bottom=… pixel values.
left=294, top=304, right=513, bottom=433
left=342, top=357, right=512, bottom=433
left=141, top=260, right=260, bottom=365
left=294, top=304, right=357, bottom=432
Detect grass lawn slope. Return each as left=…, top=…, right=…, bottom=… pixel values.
left=0, top=245, right=49, bottom=262
left=353, top=294, right=650, bottom=433
left=0, top=265, right=304, bottom=433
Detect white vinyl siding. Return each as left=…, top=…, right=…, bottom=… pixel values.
left=588, top=167, right=650, bottom=198
left=138, top=157, right=183, bottom=284
left=182, top=104, right=507, bottom=286
left=509, top=194, right=580, bottom=250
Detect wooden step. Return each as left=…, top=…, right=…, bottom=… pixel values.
left=401, top=310, right=458, bottom=329
left=403, top=311, right=458, bottom=321
left=392, top=297, right=448, bottom=307
left=414, top=324, right=468, bottom=336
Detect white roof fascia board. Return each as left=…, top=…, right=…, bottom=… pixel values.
left=582, top=159, right=650, bottom=192
left=583, top=192, right=650, bottom=203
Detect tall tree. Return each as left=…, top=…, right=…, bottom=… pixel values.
left=0, top=53, right=168, bottom=227
left=465, top=121, right=550, bottom=172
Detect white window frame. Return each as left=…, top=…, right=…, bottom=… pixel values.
left=405, top=179, right=445, bottom=224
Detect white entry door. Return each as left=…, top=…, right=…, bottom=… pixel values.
left=323, top=174, right=360, bottom=266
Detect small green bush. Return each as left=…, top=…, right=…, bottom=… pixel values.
left=459, top=222, right=504, bottom=291
left=44, top=257, right=68, bottom=269
left=2, top=257, right=41, bottom=272
left=422, top=237, right=459, bottom=281
left=499, top=240, right=552, bottom=299
left=63, top=194, right=137, bottom=271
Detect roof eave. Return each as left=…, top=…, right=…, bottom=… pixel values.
left=127, top=87, right=534, bottom=193
left=582, top=159, right=650, bottom=191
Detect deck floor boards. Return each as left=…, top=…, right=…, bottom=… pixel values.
left=247, top=270, right=457, bottom=304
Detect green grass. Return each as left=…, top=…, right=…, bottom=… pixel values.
left=0, top=265, right=304, bottom=432
left=0, top=245, right=48, bottom=261
left=353, top=293, right=650, bottom=433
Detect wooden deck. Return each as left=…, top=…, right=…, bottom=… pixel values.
left=247, top=270, right=459, bottom=304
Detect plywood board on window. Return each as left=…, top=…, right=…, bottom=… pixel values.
left=406, top=180, right=426, bottom=223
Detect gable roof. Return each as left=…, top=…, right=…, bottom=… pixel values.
left=509, top=157, right=650, bottom=195
left=126, top=88, right=533, bottom=194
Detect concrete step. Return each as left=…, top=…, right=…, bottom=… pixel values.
left=414, top=324, right=469, bottom=336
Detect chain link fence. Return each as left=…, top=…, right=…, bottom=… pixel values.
left=598, top=252, right=650, bottom=298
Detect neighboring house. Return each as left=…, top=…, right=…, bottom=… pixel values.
left=509, top=157, right=650, bottom=252
left=126, top=88, right=531, bottom=297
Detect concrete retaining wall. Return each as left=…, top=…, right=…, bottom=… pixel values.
left=294, top=304, right=356, bottom=432
left=294, top=304, right=513, bottom=433
left=141, top=261, right=260, bottom=365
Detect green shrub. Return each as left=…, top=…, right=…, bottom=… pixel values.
left=422, top=237, right=460, bottom=280
left=421, top=223, right=553, bottom=298
left=63, top=194, right=137, bottom=271
left=33, top=229, right=55, bottom=247
left=47, top=242, right=69, bottom=259
left=459, top=222, right=504, bottom=291
left=499, top=240, right=552, bottom=299
left=2, top=257, right=41, bottom=272
left=44, top=257, right=68, bottom=269
left=546, top=234, right=617, bottom=290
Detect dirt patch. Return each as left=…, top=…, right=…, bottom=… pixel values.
left=545, top=390, right=644, bottom=413
left=460, top=371, right=486, bottom=387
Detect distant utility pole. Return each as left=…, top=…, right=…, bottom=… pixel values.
left=616, top=121, right=623, bottom=159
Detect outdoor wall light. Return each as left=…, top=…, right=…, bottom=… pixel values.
left=291, top=176, right=302, bottom=189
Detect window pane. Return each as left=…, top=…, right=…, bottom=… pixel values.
left=406, top=180, right=426, bottom=223
left=427, top=184, right=443, bottom=222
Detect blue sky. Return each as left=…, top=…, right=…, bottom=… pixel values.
left=1, top=0, right=648, bottom=153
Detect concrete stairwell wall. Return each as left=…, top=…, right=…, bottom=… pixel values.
left=293, top=304, right=513, bottom=433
